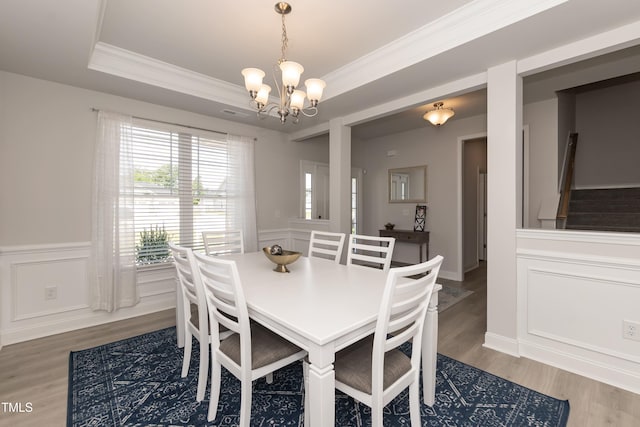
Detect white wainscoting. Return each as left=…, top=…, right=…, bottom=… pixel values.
left=0, top=229, right=299, bottom=348
left=288, top=219, right=330, bottom=255
left=516, top=229, right=640, bottom=395
left=257, top=228, right=294, bottom=252
left=0, top=242, right=176, bottom=348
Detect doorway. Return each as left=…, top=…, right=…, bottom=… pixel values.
left=478, top=171, right=487, bottom=261
left=460, top=136, right=487, bottom=276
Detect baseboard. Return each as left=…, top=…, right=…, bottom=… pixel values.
left=519, top=340, right=640, bottom=395
left=464, top=262, right=480, bottom=273
left=438, top=269, right=460, bottom=281
left=483, top=332, right=520, bottom=357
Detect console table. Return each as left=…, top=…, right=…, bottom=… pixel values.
left=379, top=229, right=430, bottom=264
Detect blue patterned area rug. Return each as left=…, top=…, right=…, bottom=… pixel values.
left=68, top=327, right=569, bottom=426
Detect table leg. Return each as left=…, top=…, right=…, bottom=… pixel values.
left=304, top=345, right=336, bottom=427
left=175, top=278, right=184, bottom=348
left=422, top=286, right=439, bottom=405
left=307, top=362, right=335, bottom=427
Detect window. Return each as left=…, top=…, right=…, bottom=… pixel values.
left=351, top=177, right=358, bottom=234
left=298, top=161, right=361, bottom=231
left=299, top=160, right=329, bottom=220
left=304, top=173, right=312, bottom=219
left=130, top=120, right=237, bottom=265
left=351, top=167, right=363, bottom=235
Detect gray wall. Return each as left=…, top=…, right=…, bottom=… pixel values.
left=557, top=91, right=576, bottom=181
left=524, top=98, right=559, bottom=228
left=0, top=71, right=324, bottom=246
left=352, top=115, right=487, bottom=278
left=574, top=79, right=640, bottom=188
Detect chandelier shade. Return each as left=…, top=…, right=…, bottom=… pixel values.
left=241, top=3, right=326, bottom=124
left=290, top=90, right=306, bottom=110
left=305, top=78, right=326, bottom=106
left=255, top=84, right=272, bottom=107
left=241, top=68, right=265, bottom=95
left=423, top=102, right=455, bottom=126
left=279, top=61, right=304, bottom=89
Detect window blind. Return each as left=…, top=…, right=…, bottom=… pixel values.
left=130, top=119, right=230, bottom=264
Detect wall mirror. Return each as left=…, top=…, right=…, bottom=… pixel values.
left=389, top=165, right=427, bottom=203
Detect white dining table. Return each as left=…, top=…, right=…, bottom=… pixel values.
left=176, top=251, right=441, bottom=426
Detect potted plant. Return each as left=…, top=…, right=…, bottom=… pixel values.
left=136, top=225, right=171, bottom=265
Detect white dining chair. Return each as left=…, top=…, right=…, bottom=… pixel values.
left=307, top=230, right=346, bottom=263
left=202, top=229, right=244, bottom=256
left=194, top=252, right=307, bottom=426
left=170, top=242, right=229, bottom=402
left=305, top=255, right=443, bottom=427
left=346, top=233, right=396, bottom=272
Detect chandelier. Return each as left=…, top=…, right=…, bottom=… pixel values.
left=423, top=102, right=455, bottom=126
left=241, top=2, right=326, bottom=124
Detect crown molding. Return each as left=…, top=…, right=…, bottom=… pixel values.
left=322, top=0, right=568, bottom=101
left=88, top=42, right=252, bottom=111
left=288, top=121, right=331, bottom=142
left=87, top=0, right=568, bottom=117
left=517, top=18, right=640, bottom=76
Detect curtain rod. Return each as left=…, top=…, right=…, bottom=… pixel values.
left=91, top=108, right=228, bottom=136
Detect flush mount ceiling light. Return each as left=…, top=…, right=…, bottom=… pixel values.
left=423, top=102, right=455, bottom=126
left=241, top=2, right=326, bottom=125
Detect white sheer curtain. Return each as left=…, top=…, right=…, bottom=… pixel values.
left=226, top=134, right=258, bottom=252
left=91, top=111, right=139, bottom=311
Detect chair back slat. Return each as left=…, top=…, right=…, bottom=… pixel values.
left=172, top=251, right=199, bottom=304
left=169, top=242, right=211, bottom=356
left=388, top=280, right=431, bottom=318
left=384, top=323, right=419, bottom=351
left=194, top=252, right=249, bottom=340
left=308, top=230, right=346, bottom=263
left=346, top=234, right=396, bottom=271
left=202, top=230, right=245, bottom=256
left=198, top=264, right=240, bottom=333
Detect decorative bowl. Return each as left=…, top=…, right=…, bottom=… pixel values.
left=262, top=247, right=302, bottom=273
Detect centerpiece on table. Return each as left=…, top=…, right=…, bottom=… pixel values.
left=262, top=245, right=301, bottom=273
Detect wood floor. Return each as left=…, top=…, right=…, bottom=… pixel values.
left=1, top=262, right=638, bottom=426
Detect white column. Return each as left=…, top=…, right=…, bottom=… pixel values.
left=329, top=118, right=352, bottom=236
left=484, top=60, right=522, bottom=356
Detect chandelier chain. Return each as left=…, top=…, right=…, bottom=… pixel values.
left=280, top=12, right=288, bottom=64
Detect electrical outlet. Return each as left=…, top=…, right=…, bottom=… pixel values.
left=45, top=286, right=57, bottom=301
left=623, top=320, right=640, bottom=342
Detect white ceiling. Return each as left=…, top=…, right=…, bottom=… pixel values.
left=1, top=0, right=640, bottom=139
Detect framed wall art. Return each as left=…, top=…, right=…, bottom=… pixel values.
left=414, top=204, right=426, bottom=231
